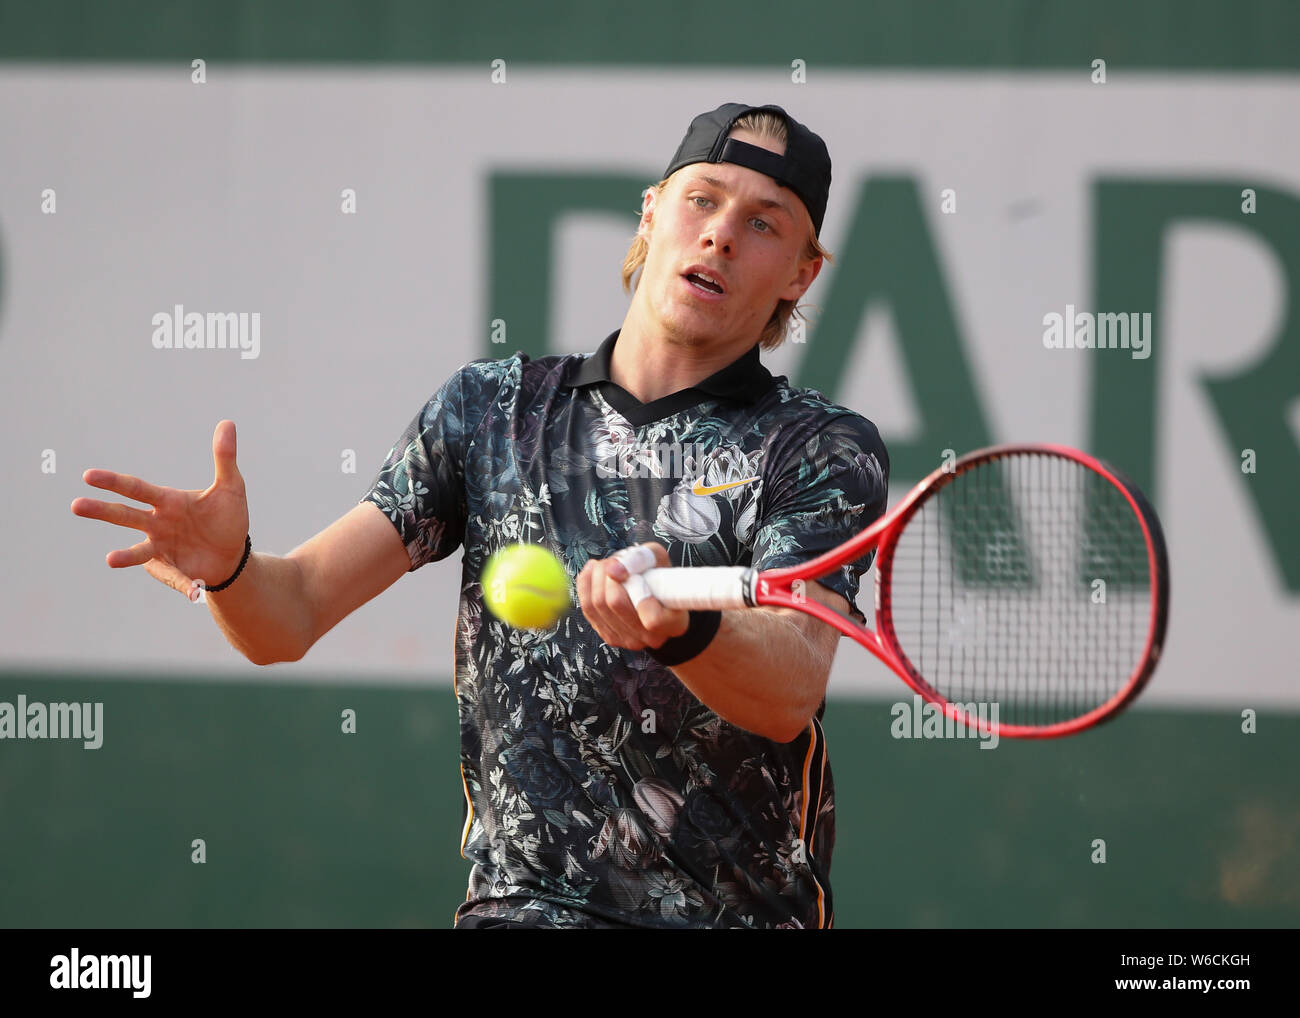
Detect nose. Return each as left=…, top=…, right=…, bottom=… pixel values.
left=701, top=208, right=740, bottom=255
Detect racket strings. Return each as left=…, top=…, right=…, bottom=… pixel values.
left=887, top=451, right=1155, bottom=729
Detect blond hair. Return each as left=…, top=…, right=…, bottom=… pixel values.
left=621, top=110, right=833, bottom=351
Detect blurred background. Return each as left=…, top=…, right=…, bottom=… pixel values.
left=1, top=1, right=1297, bottom=927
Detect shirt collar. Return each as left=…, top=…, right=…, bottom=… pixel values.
left=562, top=330, right=774, bottom=404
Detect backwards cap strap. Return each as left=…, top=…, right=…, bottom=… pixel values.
left=718, top=138, right=794, bottom=187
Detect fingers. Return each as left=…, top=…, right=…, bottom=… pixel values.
left=602, top=569, right=665, bottom=646
left=577, top=546, right=689, bottom=652
left=612, top=542, right=671, bottom=575
left=578, top=559, right=647, bottom=650
left=143, top=557, right=201, bottom=599
left=212, top=420, right=240, bottom=488
left=623, top=573, right=653, bottom=609
left=106, top=538, right=158, bottom=569
left=70, top=496, right=155, bottom=533
left=80, top=469, right=168, bottom=507
left=102, top=541, right=202, bottom=601
left=625, top=580, right=689, bottom=640
left=645, top=542, right=672, bottom=569
left=624, top=543, right=687, bottom=639
left=613, top=544, right=655, bottom=575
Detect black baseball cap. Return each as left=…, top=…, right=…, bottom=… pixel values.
left=662, top=102, right=832, bottom=236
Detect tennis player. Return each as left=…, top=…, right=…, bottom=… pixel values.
left=72, top=102, right=889, bottom=929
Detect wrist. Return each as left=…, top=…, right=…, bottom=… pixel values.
left=207, top=534, right=252, bottom=593
left=646, top=610, right=721, bottom=667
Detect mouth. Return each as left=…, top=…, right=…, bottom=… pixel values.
left=681, top=266, right=727, bottom=299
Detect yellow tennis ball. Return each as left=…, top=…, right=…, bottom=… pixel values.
left=481, top=543, right=571, bottom=629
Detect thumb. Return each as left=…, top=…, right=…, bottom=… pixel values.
left=212, top=420, right=241, bottom=487
left=144, top=557, right=202, bottom=600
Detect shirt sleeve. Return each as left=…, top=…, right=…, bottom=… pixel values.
left=750, top=411, right=890, bottom=624
left=360, top=361, right=497, bottom=571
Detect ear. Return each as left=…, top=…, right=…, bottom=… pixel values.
left=636, top=185, right=659, bottom=240
left=779, top=253, right=823, bottom=303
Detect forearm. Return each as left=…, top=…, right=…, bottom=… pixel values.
left=669, top=606, right=834, bottom=743
left=206, top=552, right=314, bottom=665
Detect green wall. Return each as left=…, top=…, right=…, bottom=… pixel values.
left=2, top=0, right=1298, bottom=68
left=2, top=672, right=1294, bottom=928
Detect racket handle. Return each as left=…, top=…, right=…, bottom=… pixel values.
left=623, top=566, right=754, bottom=611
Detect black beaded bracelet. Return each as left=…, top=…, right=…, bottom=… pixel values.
left=646, top=609, right=721, bottom=667
left=207, top=534, right=252, bottom=592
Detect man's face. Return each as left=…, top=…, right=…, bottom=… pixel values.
left=635, top=129, right=822, bottom=350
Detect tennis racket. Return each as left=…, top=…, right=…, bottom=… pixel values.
left=619, top=444, right=1169, bottom=739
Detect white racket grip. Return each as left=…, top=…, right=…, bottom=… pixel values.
left=630, top=566, right=755, bottom=611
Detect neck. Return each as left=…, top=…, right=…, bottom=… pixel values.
left=612, top=310, right=754, bottom=404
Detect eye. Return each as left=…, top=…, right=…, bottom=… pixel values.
left=751, top=217, right=773, bottom=234
left=690, top=196, right=713, bottom=210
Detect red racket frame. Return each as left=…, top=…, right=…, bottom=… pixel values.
left=751, top=444, right=1170, bottom=738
